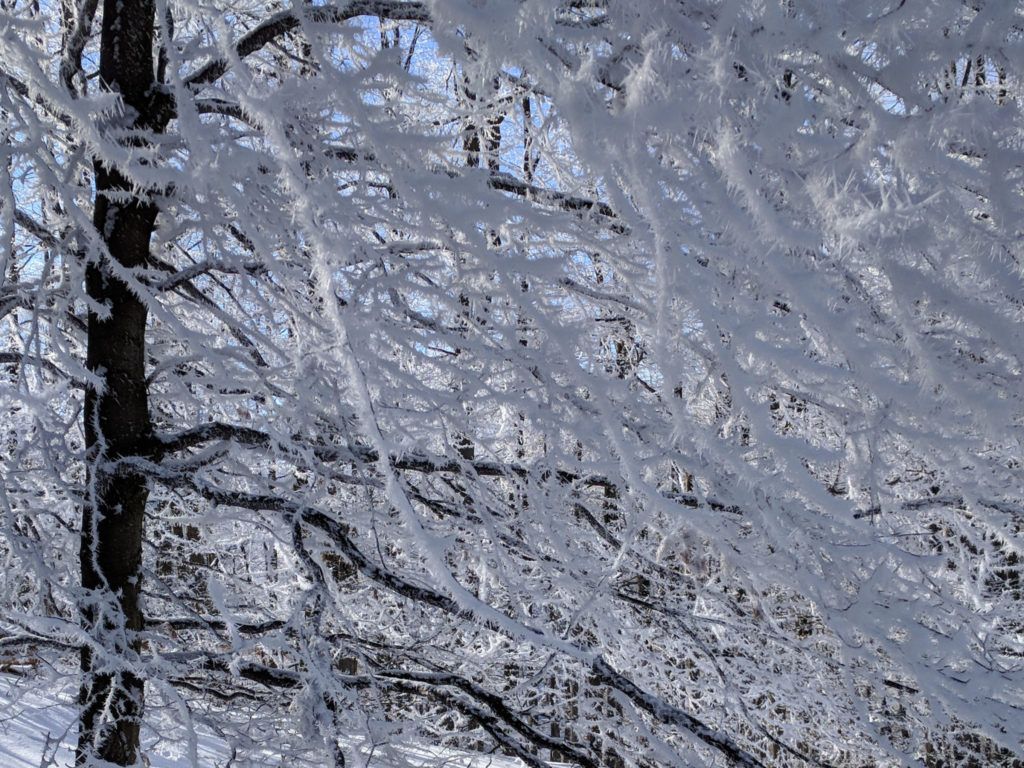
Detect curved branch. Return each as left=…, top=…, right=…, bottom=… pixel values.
left=184, top=1, right=429, bottom=90
left=153, top=473, right=767, bottom=767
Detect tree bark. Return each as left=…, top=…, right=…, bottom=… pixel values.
left=78, top=0, right=157, bottom=763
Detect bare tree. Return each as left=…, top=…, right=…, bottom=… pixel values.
left=0, top=1, right=1022, bottom=766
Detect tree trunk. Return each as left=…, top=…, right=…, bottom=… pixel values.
left=78, top=0, right=157, bottom=764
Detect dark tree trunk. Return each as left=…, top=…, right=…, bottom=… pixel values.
left=78, top=0, right=157, bottom=764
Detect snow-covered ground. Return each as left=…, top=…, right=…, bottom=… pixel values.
left=0, top=673, right=223, bottom=767
left=0, top=675, right=538, bottom=768
left=0, top=673, right=75, bottom=768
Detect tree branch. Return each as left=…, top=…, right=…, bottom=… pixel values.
left=153, top=473, right=767, bottom=767
left=183, top=1, right=429, bottom=90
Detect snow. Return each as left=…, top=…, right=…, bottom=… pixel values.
left=0, top=676, right=75, bottom=768
left=0, top=674, right=222, bottom=768
left=0, top=675, right=547, bottom=768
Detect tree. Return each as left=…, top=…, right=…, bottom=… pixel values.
left=0, top=0, right=1022, bottom=766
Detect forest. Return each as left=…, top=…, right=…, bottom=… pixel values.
left=0, top=0, right=1021, bottom=766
